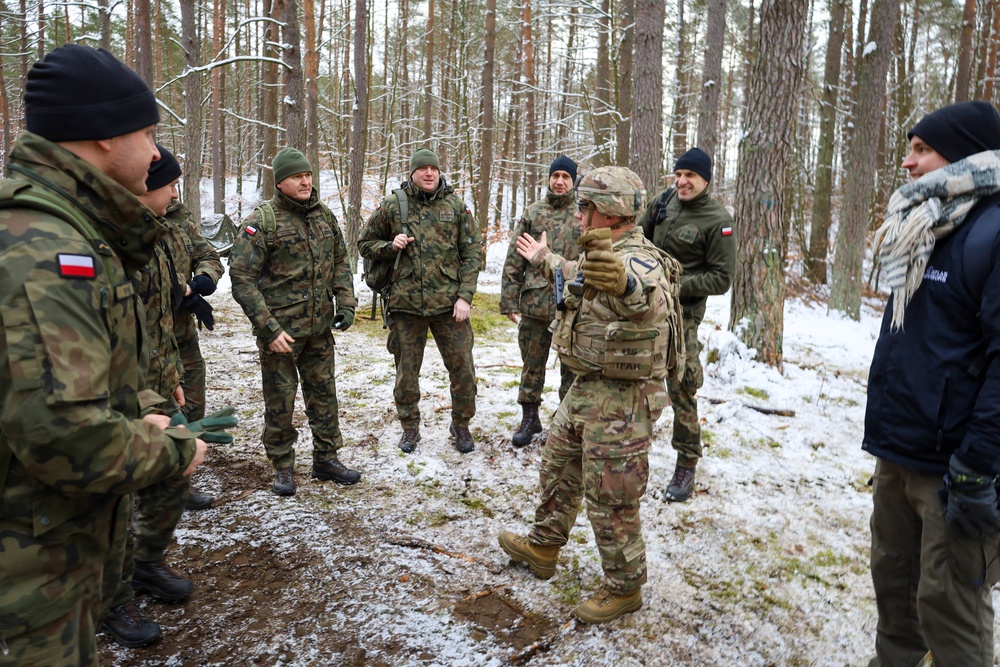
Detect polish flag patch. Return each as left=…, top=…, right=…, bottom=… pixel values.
left=57, top=253, right=96, bottom=279
left=721, top=227, right=733, bottom=236
left=245, top=225, right=257, bottom=236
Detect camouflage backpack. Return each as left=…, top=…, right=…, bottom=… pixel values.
left=362, top=188, right=407, bottom=294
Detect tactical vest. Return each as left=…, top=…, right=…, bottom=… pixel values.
left=550, top=239, right=685, bottom=383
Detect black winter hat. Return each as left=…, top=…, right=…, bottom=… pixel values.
left=674, top=147, right=712, bottom=183
left=549, top=155, right=578, bottom=183
left=25, top=44, right=160, bottom=142
left=146, top=144, right=181, bottom=192
left=907, top=101, right=1000, bottom=164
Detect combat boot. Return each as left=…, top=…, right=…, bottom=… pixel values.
left=313, top=458, right=361, bottom=485
left=273, top=467, right=296, bottom=496
left=498, top=531, right=559, bottom=579
left=450, top=423, right=475, bottom=453
left=665, top=463, right=696, bottom=502
left=185, top=488, right=214, bottom=511
left=132, top=559, right=194, bottom=602
left=101, top=598, right=162, bottom=648
left=511, top=403, right=542, bottom=447
left=574, top=586, right=643, bottom=624
left=398, top=428, right=421, bottom=453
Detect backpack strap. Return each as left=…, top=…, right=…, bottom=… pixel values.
left=644, top=187, right=676, bottom=241
left=393, top=188, right=408, bottom=232
left=255, top=202, right=277, bottom=234
left=963, top=202, right=1000, bottom=303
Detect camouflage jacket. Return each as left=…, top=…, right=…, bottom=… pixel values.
left=0, top=132, right=196, bottom=638
left=358, top=179, right=482, bottom=317
left=500, top=189, right=580, bottom=320
left=164, top=201, right=224, bottom=345
left=638, top=186, right=735, bottom=322
left=229, top=189, right=357, bottom=344
left=138, top=240, right=183, bottom=401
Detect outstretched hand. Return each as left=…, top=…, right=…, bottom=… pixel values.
left=516, top=231, right=548, bottom=264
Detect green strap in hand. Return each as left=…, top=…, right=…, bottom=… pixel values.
left=169, top=407, right=239, bottom=444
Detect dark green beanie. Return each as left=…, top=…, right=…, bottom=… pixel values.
left=273, top=147, right=312, bottom=185
left=409, top=148, right=440, bottom=176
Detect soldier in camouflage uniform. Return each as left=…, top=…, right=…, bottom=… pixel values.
left=499, top=167, right=682, bottom=624
left=229, top=147, right=360, bottom=496
left=0, top=45, right=205, bottom=666
left=638, top=147, right=736, bottom=502
left=359, top=148, right=483, bottom=454
left=166, top=197, right=224, bottom=511
left=500, top=155, right=580, bottom=447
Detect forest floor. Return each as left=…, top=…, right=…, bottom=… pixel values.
left=95, top=254, right=993, bottom=667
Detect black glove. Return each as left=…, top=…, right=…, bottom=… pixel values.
left=181, top=293, right=215, bottom=331
left=189, top=274, right=217, bottom=296
left=941, top=455, right=1000, bottom=539
left=333, top=307, right=355, bottom=332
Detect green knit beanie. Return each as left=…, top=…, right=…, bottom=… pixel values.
left=273, top=147, right=312, bottom=185
left=409, top=148, right=440, bottom=176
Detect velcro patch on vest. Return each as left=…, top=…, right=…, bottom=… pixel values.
left=441, top=210, right=455, bottom=221
left=57, top=253, right=96, bottom=279
left=721, top=226, right=733, bottom=236
left=245, top=225, right=257, bottom=236
left=628, top=257, right=657, bottom=276
left=677, top=225, right=699, bottom=243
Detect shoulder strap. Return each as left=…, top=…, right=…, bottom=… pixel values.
left=963, top=202, right=1000, bottom=303
left=644, top=187, right=675, bottom=241
left=0, top=179, right=118, bottom=284
left=255, top=202, right=277, bottom=234
left=393, top=188, right=408, bottom=231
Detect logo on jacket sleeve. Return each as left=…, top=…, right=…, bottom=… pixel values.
left=57, top=253, right=96, bottom=279
left=721, top=227, right=733, bottom=236
left=245, top=225, right=257, bottom=236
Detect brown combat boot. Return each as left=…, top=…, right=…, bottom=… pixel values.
left=511, top=403, right=542, bottom=447
left=101, top=598, right=162, bottom=648
left=574, top=586, right=643, bottom=624
left=450, top=423, right=475, bottom=453
left=273, top=467, right=296, bottom=496
left=132, top=559, right=194, bottom=602
left=665, top=463, right=696, bottom=502
left=398, top=428, right=421, bottom=453
left=312, top=458, right=361, bottom=485
left=498, top=531, right=559, bottom=579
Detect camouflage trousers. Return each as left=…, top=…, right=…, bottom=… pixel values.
left=178, top=334, right=207, bottom=422
left=528, top=376, right=668, bottom=594
left=2, top=495, right=125, bottom=667
left=258, top=329, right=342, bottom=469
left=386, top=312, right=477, bottom=428
left=668, top=313, right=704, bottom=466
left=517, top=315, right=575, bottom=405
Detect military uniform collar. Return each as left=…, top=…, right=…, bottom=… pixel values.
left=7, top=131, right=164, bottom=275
left=546, top=189, right=574, bottom=209
left=273, top=187, right=321, bottom=214
left=680, top=185, right=713, bottom=209
left=405, top=178, right=449, bottom=202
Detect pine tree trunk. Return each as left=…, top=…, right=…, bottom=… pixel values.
left=728, top=0, right=808, bottom=369
left=955, top=0, right=976, bottom=102
left=616, top=0, right=635, bottom=166
left=829, top=0, right=900, bottom=318
left=631, top=0, right=665, bottom=195
left=423, top=0, right=435, bottom=141
left=346, top=0, right=367, bottom=266
left=522, top=0, right=537, bottom=199
left=180, top=0, right=203, bottom=223
left=697, top=0, right=726, bottom=162
left=279, top=0, right=305, bottom=152
left=476, top=0, right=496, bottom=232
left=304, top=0, right=320, bottom=171
left=133, top=0, right=153, bottom=85
left=671, top=0, right=689, bottom=165
left=260, top=0, right=280, bottom=199
left=211, top=0, right=225, bottom=213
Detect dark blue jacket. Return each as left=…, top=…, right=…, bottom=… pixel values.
left=864, top=194, right=1000, bottom=475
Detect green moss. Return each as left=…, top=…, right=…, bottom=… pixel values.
left=469, top=292, right=512, bottom=336
left=459, top=496, right=494, bottom=517
left=705, top=348, right=720, bottom=365
left=738, top=386, right=770, bottom=400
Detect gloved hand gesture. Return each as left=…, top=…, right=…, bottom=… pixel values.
left=170, top=406, right=239, bottom=444
left=941, top=455, right=1000, bottom=539
left=189, top=274, right=217, bottom=297
left=182, top=293, right=215, bottom=330
left=334, top=307, right=355, bottom=332
left=583, top=250, right=630, bottom=296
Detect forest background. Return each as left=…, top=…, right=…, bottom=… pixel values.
left=0, top=0, right=995, bottom=364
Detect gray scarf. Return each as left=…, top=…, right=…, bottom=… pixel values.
left=874, top=149, right=1000, bottom=330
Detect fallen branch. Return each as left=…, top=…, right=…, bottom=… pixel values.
left=389, top=535, right=502, bottom=573
left=703, top=396, right=795, bottom=417
left=452, top=586, right=510, bottom=605
left=477, top=363, right=523, bottom=369
left=510, top=618, right=578, bottom=664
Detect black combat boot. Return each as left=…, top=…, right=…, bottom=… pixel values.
left=132, top=560, right=194, bottom=602
left=273, top=467, right=296, bottom=496
left=101, top=598, right=162, bottom=648
left=665, top=463, right=697, bottom=502
left=449, top=423, right=475, bottom=453
left=185, top=488, right=214, bottom=511
left=312, top=458, right=361, bottom=485
left=511, top=403, right=542, bottom=447
left=398, top=428, right=421, bottom=453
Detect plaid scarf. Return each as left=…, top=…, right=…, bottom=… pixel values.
left=874, top=149, right=1000, bottom=331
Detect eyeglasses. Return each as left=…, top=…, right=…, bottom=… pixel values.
left=576, top=199, right=594, bottom=213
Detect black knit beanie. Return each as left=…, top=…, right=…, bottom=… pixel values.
left=674, top=147, right=712, bottom=183
left=25, top=44, right=160, bottom=142
left=549, top=155, right=578, bottom=183
left=907, top=101, right=1000, bottom=164
left=146, top=144, right=182, bottom=192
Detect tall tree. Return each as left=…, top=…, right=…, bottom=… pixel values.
left=955, top=0, right=976, bottom=101
left=806, top=0, right=846, bottom=284
left=304, top=0, right=320, bottom=171
left=522, top=0, right=537, bottom=199
left=180, top=0, right=203, bottom=223
left=346, top=0, right=367, bottom=264
left=595, top=0, right=612, bottom=161
left=671, top=0, right=690, bottom=163
left=476, top=0, right=496, bottom=231
left=211, top=0, right=226, bottom=213
left=279, top=0, right=305, bottom=152
left=616, top=0, right=635, bottom=166
left=696, top=0, right=726, bottom=161
left=133, top=0, right=153, bottom=85
left=728, top=0, right=808, bottom=368
left=631, top=0, right=665, bottom=194
left=423, top=0, right=435, bottom=140
left=260, top=0, right=280, bottom=199
left=829, top=0, right=900, bottom=318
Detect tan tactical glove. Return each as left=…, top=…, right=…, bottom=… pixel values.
left=577, top=228, right=615, bottom=300
left=582, top=250, right=629, bottom=296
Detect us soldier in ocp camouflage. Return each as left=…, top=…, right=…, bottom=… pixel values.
left=0, top=44, right=206, bottom=667
left=358, top=148, right=483, bottom=454
left=500, top=155, right=581, bottom=447
left=229, top=147, right=360, bottom=497
left=498, top=166, right=683, bottom=625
